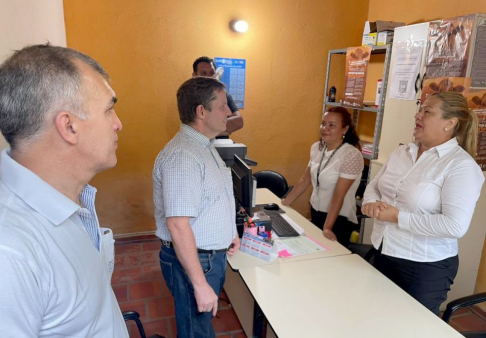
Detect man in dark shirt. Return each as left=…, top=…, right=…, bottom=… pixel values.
left=192, top=56, right=244, bottom=137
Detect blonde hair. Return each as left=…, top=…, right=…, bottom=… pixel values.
left=432, top=92, right=478, bottom=157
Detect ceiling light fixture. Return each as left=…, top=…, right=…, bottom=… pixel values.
left=230, top=20, right=249, bottom=33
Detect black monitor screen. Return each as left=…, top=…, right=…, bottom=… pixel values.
left=231, top=154, right=253, bottom=215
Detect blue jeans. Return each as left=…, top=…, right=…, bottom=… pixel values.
left=159, top=245, right=227, bottom=338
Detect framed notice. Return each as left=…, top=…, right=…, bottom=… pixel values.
left=342, top=46, right=372, bottom=108
left=214, top=57, right=246, bottom=109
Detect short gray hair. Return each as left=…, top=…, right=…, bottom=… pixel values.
left=0, top=43, right=109, bottom=149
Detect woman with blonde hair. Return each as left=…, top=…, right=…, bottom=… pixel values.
left=362, top=92, right=484, bottom=315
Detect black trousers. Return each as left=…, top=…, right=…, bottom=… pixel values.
left=311, top=208, right=359, bottom=247
left=374, top=248, right=459, bottom=315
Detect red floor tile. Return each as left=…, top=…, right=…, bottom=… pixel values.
left=471, top=304, right=486, bottom=321
left=115, top=254, right=128, bottom=268
left=452, top=312, right=486, bottom=332
left=113, top=284, right=128, bottom=303
left=212, top=308, right=243, bottom=332
left=127, top=322, right=144, bottom=338
left=129, top=280, right=170, bottom=300
left=126, top=251, right=159, bottom=268
left=142, top=318, right=172, bottom=338
left=169, top=317, right=177, bottom=337
left=143, top=240, right=162, bottom=252
left=143, top=265, right=163, bottom=281
left=112, top=266, right=143, bottom=285
left=147, top=297, right=175, bottom=319
left=119, top=300, right=147, bottom=320
left=448, top=320, right=463, bottom=332
left=114, top=236, right=243, bottom=337
left=115, top=242, right=143, bottom=255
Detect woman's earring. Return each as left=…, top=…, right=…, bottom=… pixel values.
left=342, top=134, right=345, bottom=139
left=445, top=127, right=449, bottom=131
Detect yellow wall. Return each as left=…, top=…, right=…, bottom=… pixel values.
left=366, top=0, right=486, bottom=143
left=63, top=0, right=369, bottom=234
left=368, top=0, right=483, bottom=23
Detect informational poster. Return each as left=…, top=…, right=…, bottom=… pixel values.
left=470, top=18, right=486, bottom=88
left=426, top=15, right=474, bottom=78
left=475, top=110, right=486, bottom=170
left=214, top=57, right=246, bottom=109
left=342, top=46, right=371, bottom=108
left=421, top=77, right=471, bottom=103
left=388, top=45, right=423, bottom=100
left=466, top=88, right=486, bottom=110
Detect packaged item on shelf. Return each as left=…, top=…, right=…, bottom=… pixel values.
left=377, top=31, right=394, bottom=45
left=362, top=20, right=405, bottom=46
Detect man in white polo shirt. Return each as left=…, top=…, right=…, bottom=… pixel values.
left=0, top=44, right=128, bottom=337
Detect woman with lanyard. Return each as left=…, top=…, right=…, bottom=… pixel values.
left=282, top=107, right=364, bottom=247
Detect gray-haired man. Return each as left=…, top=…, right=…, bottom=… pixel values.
left=0, top=44, right=127, bottom=337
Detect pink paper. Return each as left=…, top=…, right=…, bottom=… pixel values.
left=278, top=249, right=292, bottom=258
left=307, top=236, right=330, bottom=250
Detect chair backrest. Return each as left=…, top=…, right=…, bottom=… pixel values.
left=442, top=292, right=486, bottom=337
left=253, top=170, right=289, bottom=198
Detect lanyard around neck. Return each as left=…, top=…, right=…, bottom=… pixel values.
left=316, top=143, right=344, bottom=189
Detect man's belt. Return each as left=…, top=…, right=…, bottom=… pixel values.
left=161, top=240, right=227, bottom=254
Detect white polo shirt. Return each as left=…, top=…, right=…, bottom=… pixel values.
left=0, top=149, right=128, bottom=338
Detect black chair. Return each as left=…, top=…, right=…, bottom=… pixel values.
left=442, top=292, right=486, bottom=338
left=123, top=311, right=165, bottom=338
left=253, top=170, right=291, bottom=198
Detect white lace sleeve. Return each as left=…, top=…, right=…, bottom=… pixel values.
left=308, top=142, right=320, bottom=167
left=339, top=148, right=364, bottom=179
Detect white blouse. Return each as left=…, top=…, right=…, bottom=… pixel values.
left=363, top=138, right=484, bottom=262
left=308, top=142, right=364, bottom=224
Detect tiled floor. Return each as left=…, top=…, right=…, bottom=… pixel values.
left=114, top=235, right=486, bottom=337
left=113, top=235, right=245, bottom=338
left=447, top=304, right=486, bottom=334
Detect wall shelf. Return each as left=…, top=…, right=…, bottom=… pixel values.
left=323, top=44, right=392, bottom=161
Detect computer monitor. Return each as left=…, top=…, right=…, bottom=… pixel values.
left=231, top=154, right=255, bottom=215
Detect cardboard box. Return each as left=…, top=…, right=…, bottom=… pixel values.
left=362, top=21, right=405, bottom=46
left=377, top=31, right=394, bottom=45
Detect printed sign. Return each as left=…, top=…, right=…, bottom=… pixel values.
left=342, top=46, right=372, bottom=108
left=214, top=57, right=246, bottom=109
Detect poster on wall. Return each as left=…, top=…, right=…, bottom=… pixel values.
left=388, top=45, right=423, bottom=100
left=420, top=77, right=471, bottom=103
left=214, top=57, right=246, bottom=109
left=342, top=46, right=372, bottom=109
left=466, top=88, right=486, bottom=110
left=475, top=110, right=486, bottom=170
left=426, top=15, right=474, bottom=78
